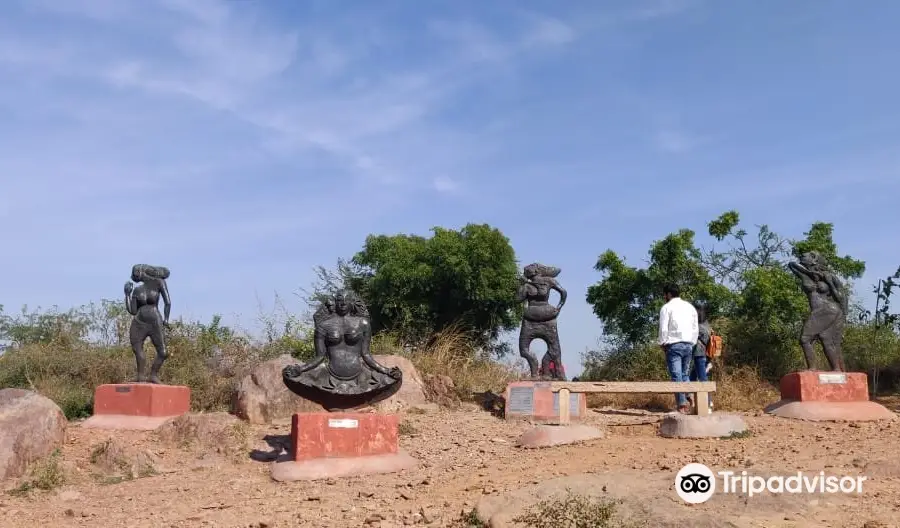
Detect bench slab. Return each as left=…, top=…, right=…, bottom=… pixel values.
left=548, top=381, right=716, bottom=393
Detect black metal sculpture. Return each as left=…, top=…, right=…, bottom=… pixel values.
left=282, top=290, right=402, bottom=409
left=124, top=264, right=171, bottom=384
left=516, top=263, right=567, bottom=380
left=788, top=251, right=848, bottom=371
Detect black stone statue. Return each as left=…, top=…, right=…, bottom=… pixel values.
left=282, top=289, right=402, bottom=409
left=788, top=251, right=848, bottom=371
left=517, top=263, right=567, bottom=380
left=124, top=264, right=171, bottom=383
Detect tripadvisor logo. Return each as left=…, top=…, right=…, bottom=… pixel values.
left=675, top=463, right=716, bottom=504
left=675, top=463, right=867, bottom=503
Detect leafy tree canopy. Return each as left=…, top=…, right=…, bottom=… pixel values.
left=585, top=228, right=732, bottom=345
left=312, top=223, right=522, bottom=351
left=586, top=211, right=865, bottom=351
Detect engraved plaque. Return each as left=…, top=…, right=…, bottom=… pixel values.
left=818, top=373, right=847, bottom=384
left=115, top=386, right=132, bottom=393
left=552, top=392, right=581, bottom=417
left=328, top=419, right=359, bottom=429
left=507, top=386, right=535, bottom=414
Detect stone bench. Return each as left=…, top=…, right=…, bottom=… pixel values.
left=549, top=381, right=717, bottom=424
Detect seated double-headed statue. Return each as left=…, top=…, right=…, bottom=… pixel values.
left=282, top=289, right=402, bottom=409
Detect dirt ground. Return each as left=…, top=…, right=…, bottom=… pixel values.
left=2, top=399, right=900, bottom=528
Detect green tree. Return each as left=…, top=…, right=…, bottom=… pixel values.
left=343, top=223, right=521, bottom=351
left=703, top=213, right=865, bottom=377
left=585, top=211, right=866, bottom=380
left=585, top=229, right=733, bottom=346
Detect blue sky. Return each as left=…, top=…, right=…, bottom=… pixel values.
left=1, top=0, right=899, bottom=376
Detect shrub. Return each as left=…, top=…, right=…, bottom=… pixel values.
left=381, top=326, right=522, bottom=399
left=0, top=302, right=312, bottom=418
left=580, top=340, right=778, bottom=411
left=9, top=449, right=65, bottom=495
left=513, top=491, right=648, bottom=528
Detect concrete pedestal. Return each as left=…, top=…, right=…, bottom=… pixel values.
left=271, top=412, right=417, bottom=481
left=765, top=372, right=895, bottom=422
left=503, top=381, right=587, bottom=423
left=82, top=384, right=190, bottom=430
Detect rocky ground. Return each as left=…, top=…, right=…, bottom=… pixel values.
left=2, top=400, right=899, bottom=528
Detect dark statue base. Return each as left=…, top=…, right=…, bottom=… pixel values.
left=282, top=368, right=402, bottom=411
left=270, top=412, right=417, bottom=482
left=82, top=383, right=190, bottom=430
left=764, top=371, right=895, bottom=422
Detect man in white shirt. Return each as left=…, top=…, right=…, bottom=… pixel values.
left=658, top=283, right=699, bottom=413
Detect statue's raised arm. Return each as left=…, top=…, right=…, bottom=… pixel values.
left=790, top=251, right=846, bottom=371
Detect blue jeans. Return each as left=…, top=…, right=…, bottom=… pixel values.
left=665, top=342, right=693, bottom=407
left=689, top=354, right=712, bottom=407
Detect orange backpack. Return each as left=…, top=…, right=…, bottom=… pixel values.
left=706, top=331, right=723, bottom=358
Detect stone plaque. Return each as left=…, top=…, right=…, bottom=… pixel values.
left=818, top=373, right=847, bottom=384
left=507, top=386, right=535, bottom=414
left=328, top=418, right=359, bottom=429
left=552, top=392, right=581, bottom=417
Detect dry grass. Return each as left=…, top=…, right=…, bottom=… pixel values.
left=586, top=364, right=778, bottom=412
left=389, top=328, right=522, bottom=400
left=513, top=491, right=649, bottom=528
left=0, top=327, right=287, bottom=419
left=713, top=364, right=779, bottom=410
left=9, top=449, right=65, bottom=495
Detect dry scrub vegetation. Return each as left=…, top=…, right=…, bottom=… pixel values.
left=0, top=301, right=783, bottom=424
left=0, top=304, right=524, bottom=420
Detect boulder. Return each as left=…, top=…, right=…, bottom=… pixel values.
left=516, top=424, right=604, bottom=448
left=0, top=388, right=68, bottom=480
left=372, top=355, right=428, bottom=412
left=658, top=412, right=748, bottom=438
left=88, top=438, right=159, bottom=479
left=475, top=471, right=857, bottom=528
left=422, top=374, right=460, bottom=409
left=157, top=412, right=248, bottom=455
left=231, top=354, right=427, bottom=424
left=232, top=354, right=325, bottom=424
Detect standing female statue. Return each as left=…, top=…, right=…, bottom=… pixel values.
left=788, top=251, right=848, bottom=371
left=124, top=264, right=171, bottom=383
left=516, top=263, right=567, bottom=380
left=283, top=289, right=402, bottom=409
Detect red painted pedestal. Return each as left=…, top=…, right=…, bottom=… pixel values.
left=291, top=413, right=398, bottom=461
left=82, top=384, right=191, bottom=430
left=779, top=371, right=869, bottom=402
left=271, top=412, right=417, bottom=482
left=765, top=371, right=895, bottom=422
left=503, top=381, right=587, bottom=423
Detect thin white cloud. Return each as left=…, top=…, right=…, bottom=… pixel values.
left=0, top=0, right=586, bottom=268
left=433, top=176, right=460, bottom=194
left=655, top=128, right=709, bottom=154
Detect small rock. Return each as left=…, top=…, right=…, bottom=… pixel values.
left=364, top=513, right=385, bottom=524
left=419, top=507, right=435, bottom=524
left=59, top=490, right=83, bottom=501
